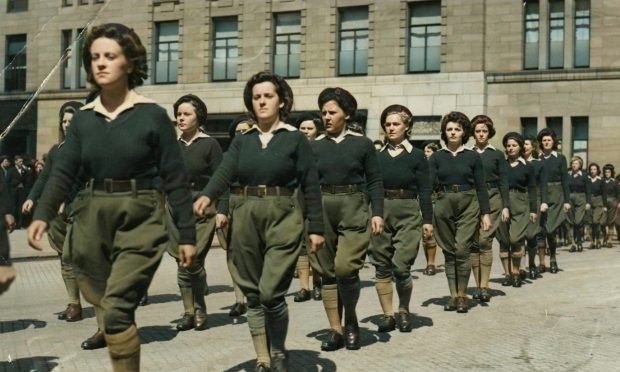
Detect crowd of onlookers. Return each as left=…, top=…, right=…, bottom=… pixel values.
left=0, top=154, right=45, bottom=229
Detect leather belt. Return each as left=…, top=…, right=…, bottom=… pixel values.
left=384, top=189, right=417, bottom=199
left=90, top=178, right=154, bottom=193
left=231, top=185, right=294, bottom=197
left=440, top=184, right=473, bottom=193
left=320, top=184, right=362, bottom=194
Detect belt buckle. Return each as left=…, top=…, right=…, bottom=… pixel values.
left=450, top=185, right=459, bottom=193
left=104, top=179, right=114, bottom=193
left=256, top=185, right=267, bottom=197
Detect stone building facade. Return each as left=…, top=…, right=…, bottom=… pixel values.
left=0, top=0, right=618, bottom=166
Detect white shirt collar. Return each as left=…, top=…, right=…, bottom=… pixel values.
left=381, top=139, right=413, bottom=153
left=542, top=150, right=558, bottom=159
left=570, top=170, right=583, bottom=177
left=316, top=129, right=362, bottom=143
left=178, top=129, right=210, bottom=146
left=440, top=145, right=467, bottom=156
left=474, top=143, right=496, bottom=153
left=246, top=121, right=297, bottom=134
left=590, top=175, right=602, bottom=181
left=81, top=90, right=155, bottom=121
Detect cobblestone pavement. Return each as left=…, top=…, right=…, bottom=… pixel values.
left=1, top=230, right=620, bottom=371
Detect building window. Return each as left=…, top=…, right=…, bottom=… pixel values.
left=213, top=17, right=238, bottom=82
left=546, top=117, right=563, bottom=151
left=7, top=0, right=28, bottom=12
left=79, top=0, right=89, bottom=5
left=574, top=0, right=590, bottom=68
left=62, top=0, right=73, bottom=6
left=154, top=21, right=179, bottom=84
left=408, top=1, right=441, bottom=73
left=5, top=34, right=27, bottom=92
left=338, top=6, right=368, bottom=76
left=548, top=0, right=564, bottom=69
left=61, top=29, right=86, bottom=90
left=521, top=117, right=538, bottom=138
left=571, top=117, right=588, bottom=164
left=523, top=1, right=539, bottom=70
left=273, top=12, right=301, bottom=78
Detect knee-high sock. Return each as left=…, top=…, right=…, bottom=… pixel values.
left=264, top=302, right=288, bottom=358
left=479, top=248, right=493, bottom=288
left=548, top=234, right=557, bottom=261
left=189, top=268, right=207, bottom=311
left=179, top=286, right=194, bottom=315
left=321, top=284, right=341, bottom=332
left=374, top=277, right=393, bottom=316
left=296, top=256, right=310, bottom=290
left=444, top=252, right=457, bottom=298
left=337, top=276, right=361, bottom=325
left=247, top=305, right=270, bottom=366
left=394, top=275, right=413, bottom=312
left=456, top=253, right=471, bottom=297
left=61, top=261, right=80, bottom=305
left=470, top=252, right=481, bottom=286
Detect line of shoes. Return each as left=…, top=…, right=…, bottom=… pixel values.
left=293, top=286, right=322, bottom=302
left=320, top=322, right=361, bottom=352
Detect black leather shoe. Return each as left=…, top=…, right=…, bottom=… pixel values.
left=577, top=243, right=584, bottom=252
left=312, top=286, right=322, bottom=301
left=194, top=309, right=208, bottom=331
left=229, top=302, right=247, bottom=316
left=398, top=311, right=412, bottom=333
left=424, top=265, right=436, bottom=276
left=139, top=293, right=148, bottom=306
left=479, top=288, right=491, bottom=302
left=512, top=275, right=522, bottom=288
left=549, top=261, right=559, bottom=274
left=255, top=363, right=270, bottom=372
left=569, top=245, right=577, bottom=252
left=320, top=329, right=344, bottom=351
left=377, top=315, right=395, bottom=333
left=81, top=330, right=106, bottom=350
left=271, top=352, right=288, bottom=372
left=57, top=306, right=68, bottom=320
left=529, top=266, right=538, bottom=280
left=539, top=264, right=546, bottom=273
left=519, top=269, right=527, bottom=280
left=444, top=297, right=457, bottom=311
left=472, top=289, right=482, bottom=300
left=456, top=297, right=469, bottom=313
left=501, top=275, right=513, bottom=286
left=344, top=323, right=360, bottom=350
left=176, top=313, right=195, bottom=331
left=293, top=288, right=311, bottom=302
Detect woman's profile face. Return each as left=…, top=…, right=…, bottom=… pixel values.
left=89, top=37, right=130, bottom=89
left=61, top=112, right=74, bottom=134
left=176, top=103, right=199, bottom=134
left=424, top=145, right=435, bottom=159
left=321, top=100, right=347, bottom=136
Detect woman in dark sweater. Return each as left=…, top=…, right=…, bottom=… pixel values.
left=586, top=163, right=607, bottom=249
left=28, top=23, right=197, bottom=371
left=422, top=142, right=440, bottom=276
left=537, top=128, right=570, bottom=273
left=602, top=164, right=619, bottom=248
left=369, top=104, right=432, bottom=333
left=167, top=94, right=224, bottom=332
left=429, top=111, right=490, bottom=313
left=567, top=156, right=591, bottom=252
left=523, top=135, right=545, bottom=278
left=496, top=132, right=537, bottom=287
left=470, top=115, right=509, bottom=302
left=310, top=87, right=384, bottom=351
left=194, top=72, right=324, bottom=371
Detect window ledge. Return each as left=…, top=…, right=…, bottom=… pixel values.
left=486, top=68, right=620, bottom=83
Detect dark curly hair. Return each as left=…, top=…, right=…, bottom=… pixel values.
left=523, top=134, right=539, bottom=159
left=471, top=114, right=496, bottom=139
left=82, top=23, right=148, bottom=91
left=537, top=128, right=558, bottom=151
left=173, top=94, right=208, bottom=129
left=58, top=101, right=84, bottom=140
left=294, top=111, right=324, bottom=133
left=440, top=111, right=471, bottom=145
left=243, top=71, right=294, bottom=123
left=502, top=131, right=525, bottom=157
left=603, top=163, right=615, bottom=178
left=228, top=114, right=254, bottom=139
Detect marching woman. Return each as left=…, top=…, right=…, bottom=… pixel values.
left=496, top=133, right=537, bottom=288
left=567, top=156, right=591, bottom=252
left=293, top=112, right=324, bottom=302
left=428, top=111, right=490, bottom=313
left=194, top=71, right=324, bottom=371
left=586, top=163, right=606, bottom=249
left=23, top=101, right=84, bottom=322
left=369, top=105, right=432, bottom=333
left=523, top=135, right=545, bottom=278
left=168, top=94, right=224, bottom=331
left=310, top=87, right=384, bottom=351
left=602, top=164, right=619, bottom=248
left=537, top=128, right=570, bottom=273
left=470, top=115, right=509, bottom=302
left=422, top=142, right=440, bottom=276
left=28, top=23, right=197, bottom=371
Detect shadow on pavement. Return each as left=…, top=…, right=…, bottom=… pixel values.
left=144, top=293, right=181, bottom=305
left=206, top=284, right=234, bottom=294
left=306, top=326, right=390, bottom=349
left=139, top=325, right=178, bottom=344
left=0, top=356, right=58, bottom=371
left=0, top=319, right=47, bottom=333
left=224, top=349, right=338, bottom=372
left=206, top=312, right=247, bottom=328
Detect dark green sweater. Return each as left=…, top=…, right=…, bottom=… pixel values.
left=477, top=146, right=510, bottom=209
left=33, top=103, right=196, bottom=244
left=428, top=148, right=491, bottom=214
left=539, top=152, right=570, bottom=204
left=506, top=159, right=537, bottom=213
left=377, top=144, right=433, bottom=224
left=311, top=134, right=384, bottom=217
left=567, top=171, right=592, bottom=203
left=202, top=127, right=324, bottom=235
